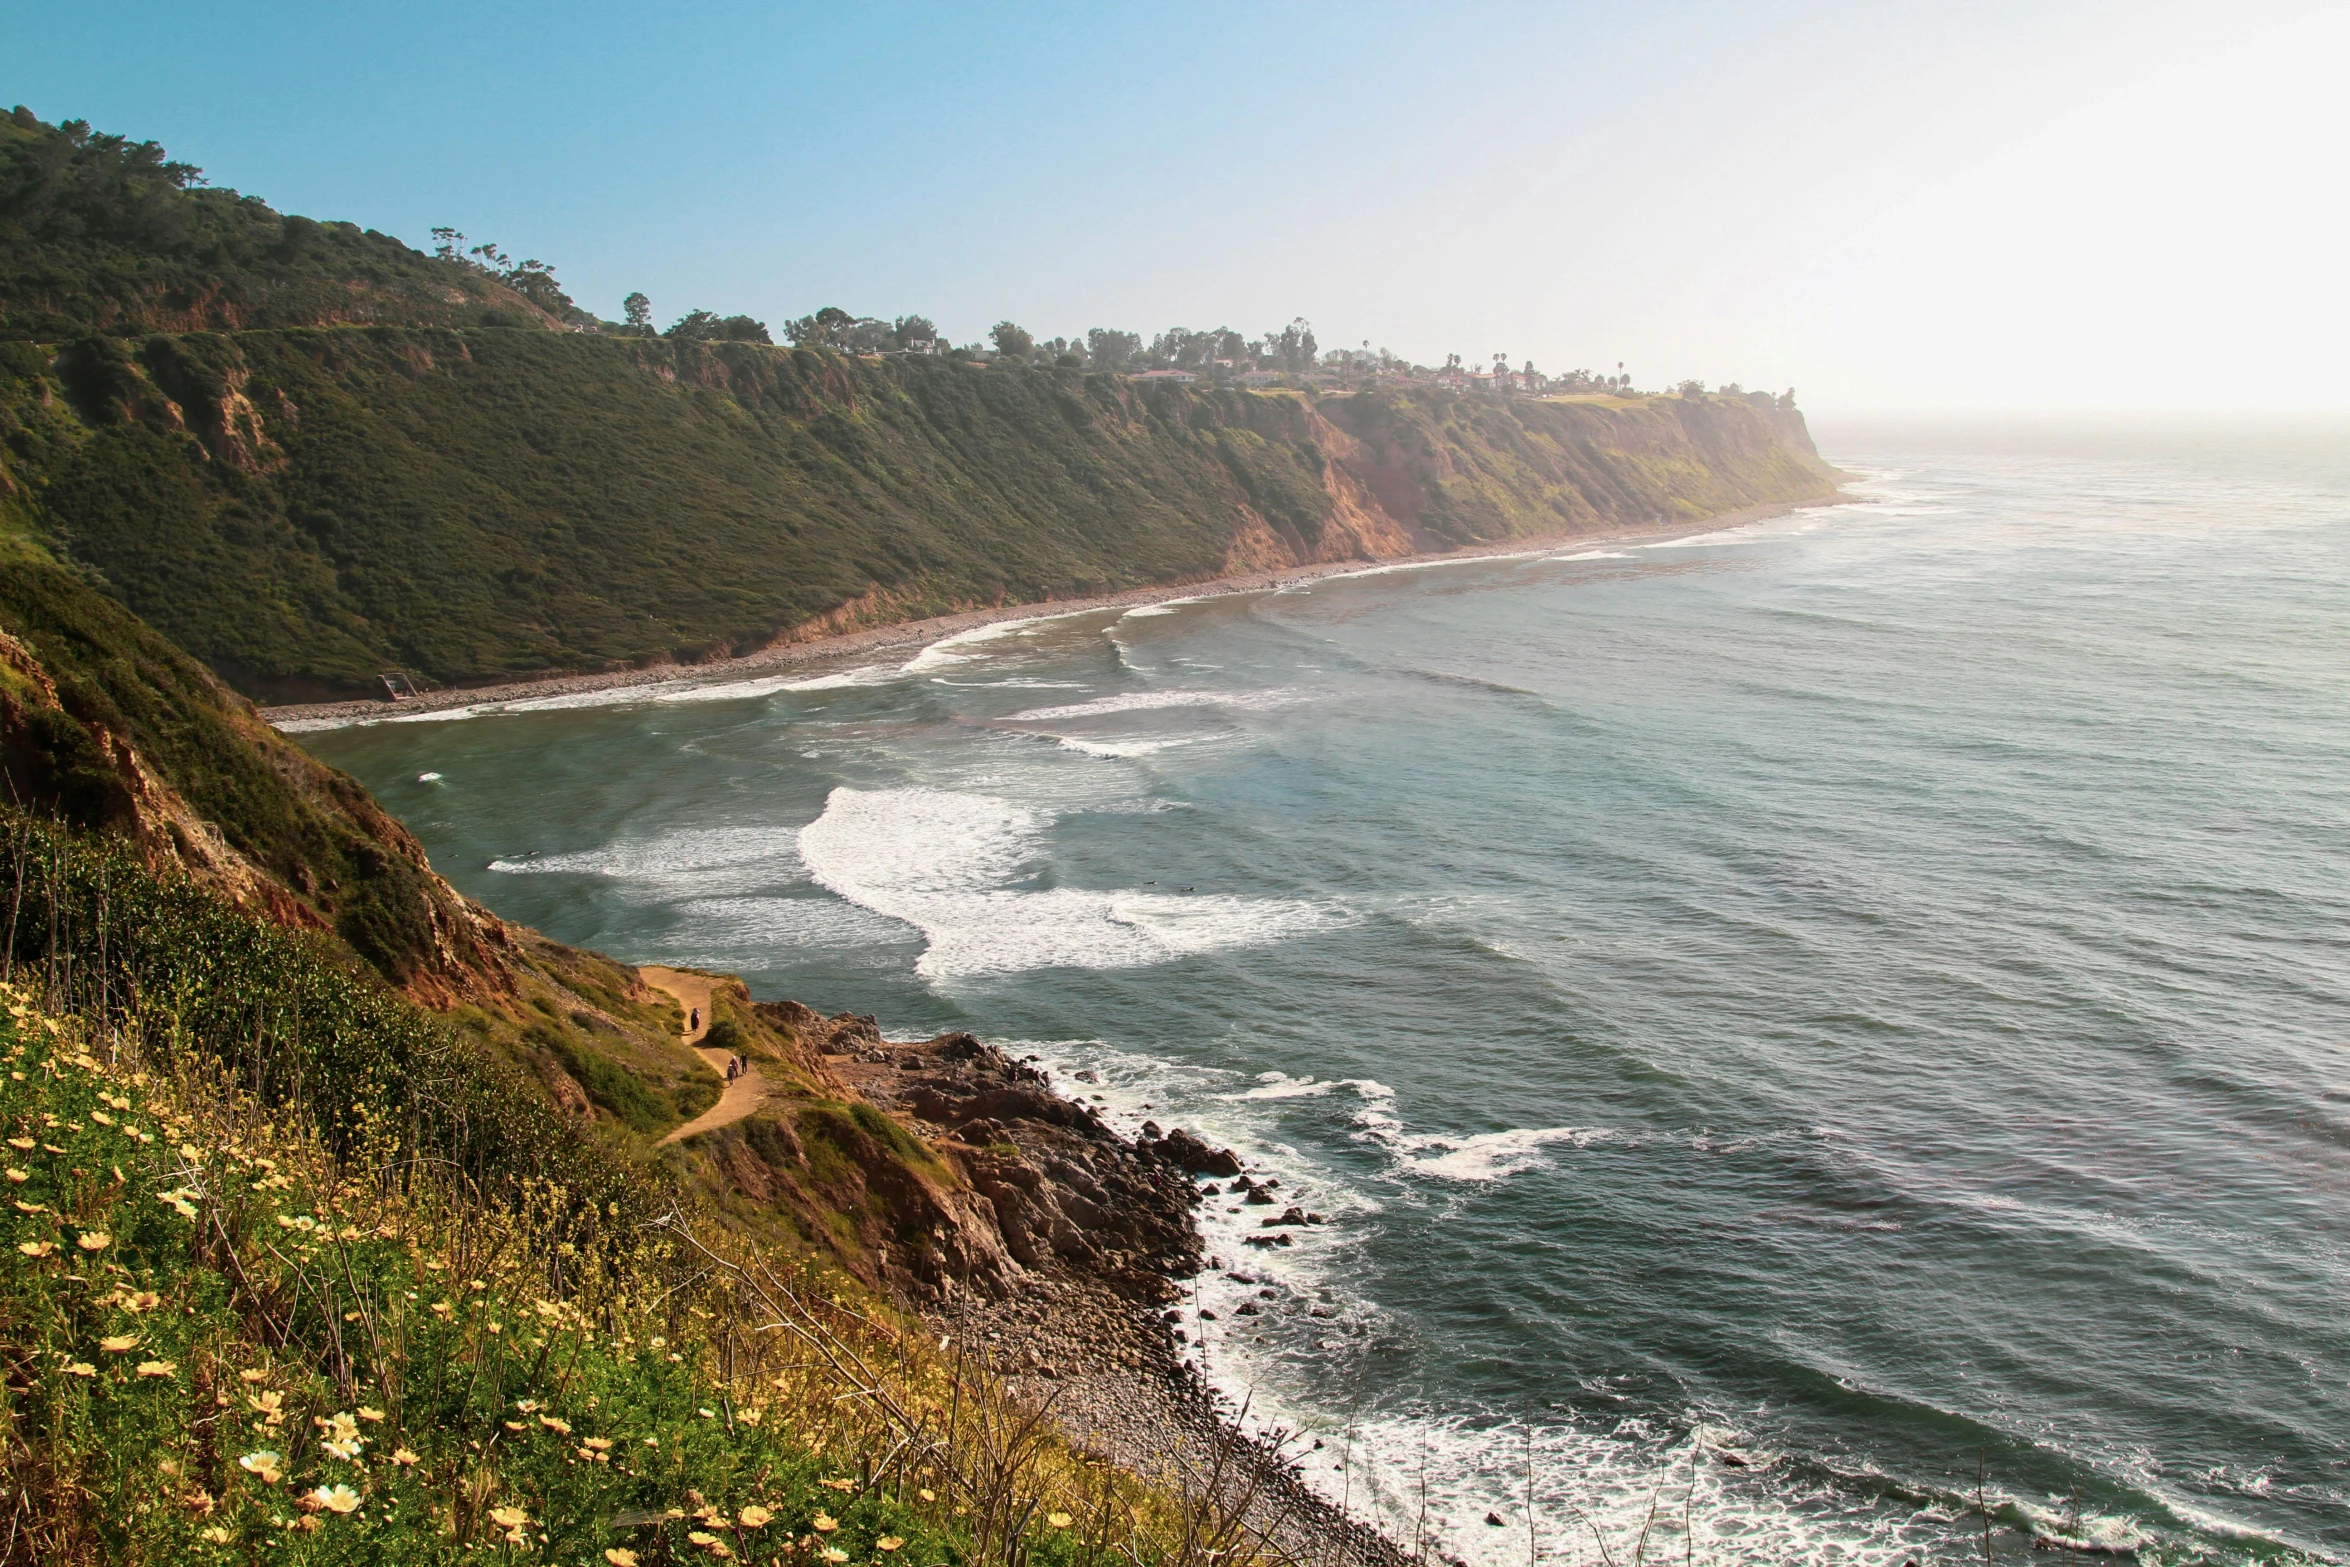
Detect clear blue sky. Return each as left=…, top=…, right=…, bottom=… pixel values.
left=8, top=0, right=2341, bottom=416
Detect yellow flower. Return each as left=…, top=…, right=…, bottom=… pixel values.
left=733, top=1504, right=771, bottom=1529
left=490, top=1505, right=530, bottom=1528
left=316, top=1411, right=359, bottom=1443
left=356, top=1406, right=385, bottom=1423
left=813, top=1513, right=839, bottom=1533
left=605, top=1552, right=640, bottom=1567
left=918, top=1488, right=936, bottom=1503
left=1047, top=1513, right=1074, bottom=1529
left=323, top=1437, right=362, bottom=1460
left=124, top=1290, right=161, bottom=1313
left=16, top=1240, right=54, bottom=1258
left=877, top=1536, right=905, bottom=1552
left=136, top=1360, right=177, bottom=1379
left=3, top=1137, right=30, bottom=1150
left=391, top=1447, right=420, bottom=1466
left=239, top=1368, right=270, bottom=1383
left=429, top=1301, right=453, bottom=1318
left=3, top=1168, right=24, bottom=1183
left=822, top=1549, right=849, bottom=1564
left=582, top=1436, right=614, bottom=1451
left=74, top=1230, right=109, bottom=1252
left=537, top=1413, right=572, bottom=1434
left=248, top=1390, right=284, bottom=1414
left=238, top=1451, right=284, bottom=1485
left=62, top=1361, right=95, bottom=1378
left=99, top=1335, right=138, bottom=1353
left=311, top=1483, right=361, bottom=1515
left=737, top=1407, right=763, bottom=1426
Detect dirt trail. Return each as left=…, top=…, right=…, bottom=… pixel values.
left=639, top=965, right=768, bottom=1146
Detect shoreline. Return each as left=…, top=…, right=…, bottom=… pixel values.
left=260, top=494, right=1849, bottom=732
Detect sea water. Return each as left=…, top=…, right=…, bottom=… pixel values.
left=302, top=428, right=2350, bottom=1564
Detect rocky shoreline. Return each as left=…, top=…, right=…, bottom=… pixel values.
left=815, top=1022, right=1412, bottom=1567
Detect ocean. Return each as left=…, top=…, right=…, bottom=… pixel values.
left=300, top=428, right=2350, bottom=1565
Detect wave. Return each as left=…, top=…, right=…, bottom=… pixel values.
left=796, top=786, right=1341, bottom=978
left=900, top=608, right=1104, bottom=674
left=276, top=665, right=896, bottom=730
left=487, top=825, right=806, bottom=893
left=1392, top=1124, right=1616, bottom=1181
left=1005, top=688, right=1296, bottom=723
left=1054, top=735, right=1201, bottom=759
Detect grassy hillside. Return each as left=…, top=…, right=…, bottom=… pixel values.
left=0, top=108, right=551, bottom=340
left=0, top=328, right=1835, bottom=702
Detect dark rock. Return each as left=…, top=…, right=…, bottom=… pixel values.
left=1245, top=1187, right=1276, bottom=1206
left=1141, top=1127, right=1244, bottom=1178
left=1485, top=1513, right=1505, bottom=1528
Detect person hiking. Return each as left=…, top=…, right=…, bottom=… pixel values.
left=689, top=1006, right=700, bottom=1032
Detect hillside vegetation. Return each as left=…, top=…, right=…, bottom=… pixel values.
left=0, top=109, right=550, bottom=340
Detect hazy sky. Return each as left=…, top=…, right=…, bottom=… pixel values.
left=9, top=0, right=2343, bottom=417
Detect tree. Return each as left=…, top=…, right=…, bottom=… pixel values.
left=786, top=306, right=855, bottom=347
left=712, top=314, right=771, bottom=343
left=1267, top=317, right=1317, bottom=373
left=1677, top=378, right=1705, bottom=397
left=1086, top=327, right=1140, bottom=372
left=623, top=292, right=652, bottom=331
left=989, top=321, right=1033, bottom=359
left=892, top=314, right=937, bottom=350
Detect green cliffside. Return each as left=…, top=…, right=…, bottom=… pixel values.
left=0, top=329, right=1834, bottom=701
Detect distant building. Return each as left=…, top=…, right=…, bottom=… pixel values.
left=1127, top=369, right=1197, bottom=383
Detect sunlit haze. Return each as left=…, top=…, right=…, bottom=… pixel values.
left=7, top=0, right=2343, bottom=418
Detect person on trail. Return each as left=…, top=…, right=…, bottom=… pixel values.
left=689, top=1007, right=700, bottom=1032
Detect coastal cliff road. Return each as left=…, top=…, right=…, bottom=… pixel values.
left=640, top=965, right=770, bottom=1146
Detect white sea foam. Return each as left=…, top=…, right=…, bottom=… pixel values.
left=1552, top=548, right=1628, bottom=560
left=796, top=786, right=1340, bottom=978
left=1394, top=1125, right=1615, bottom=1181
left=417, top=772, right=443, bottom=783
left=487, top=825, right=806, bottom=900
left=1054, top=735, right=1200, bottom=759
left=274, top=664, right=895, bottom=731
left=1005, top=688, right=1294, bottom=723
left=1119, top=596, right=1202, bottom=620
left=1310, top=548, right=1554, bottom=586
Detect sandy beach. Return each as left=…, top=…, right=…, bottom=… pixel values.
left=259, top=497, right=1847, bottom=733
